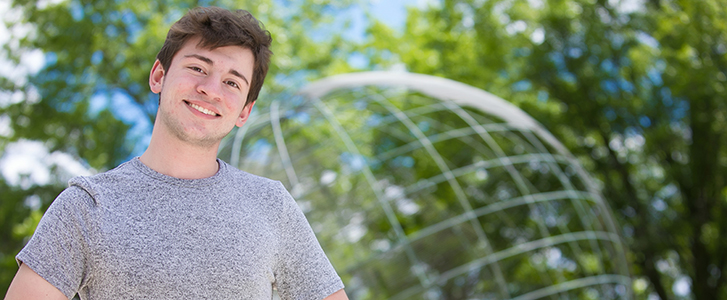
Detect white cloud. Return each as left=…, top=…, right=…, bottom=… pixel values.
left=20, top=49, right=45, bottom=75
left=0, top=0, right=44, bottom=86
left=36, top=0, right=67, bottom=10
left=396, top=198, right=420, bottom=215
left=320, top=169, right=337, bottom=185
left=609, top=0, right=645, bottom=14
left=672, top=275, right=691, bottom=297
left=340, top=212, right=367, bottom=243
left=531, top=27, right=545, bottom=44
left=0, top=139, right=93, bottom=189
left=506, top=20, right=528, bottom=35
left=0, top=90, right=24, bottom=108
left=527, top=0, right=544, bottom=9
left=0, top=5, right=10, bottom=46
left=637, top=31, right=659, bottom=49
left=416, top=0, right=440, bottom=10
left=0, top=114, right=12, bottom=137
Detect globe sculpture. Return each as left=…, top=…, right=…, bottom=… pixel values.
left=218, top=72, right=631, bottom=299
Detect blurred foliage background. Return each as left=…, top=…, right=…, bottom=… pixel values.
left=0, top=0, right=725, bottom=299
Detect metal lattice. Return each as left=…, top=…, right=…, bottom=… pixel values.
left=218, top=72, right=631, bottom=300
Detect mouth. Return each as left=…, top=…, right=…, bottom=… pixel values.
left=185, top=101, right=220, bottom=117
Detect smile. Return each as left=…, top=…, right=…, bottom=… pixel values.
left=186, top=101, right=219, bottom=116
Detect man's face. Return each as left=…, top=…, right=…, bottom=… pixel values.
left=149, top=36, right=255, bottom=148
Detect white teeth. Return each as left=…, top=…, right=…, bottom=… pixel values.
left=189, top=103, right=217, bottom=116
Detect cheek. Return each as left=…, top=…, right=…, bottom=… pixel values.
left=167, top=73, right=196, bottom=90
left=223, top=93, right=247, bottom=110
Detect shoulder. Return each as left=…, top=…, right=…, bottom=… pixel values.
left=218, top=160, right=294, bottom=210
left=46, top=184, right=98, bottom=216
left=219, top=160, right=288, bottom=194
left=65, top=159, right=139, bottom=204
left=34, top=176, right=102, bottom=237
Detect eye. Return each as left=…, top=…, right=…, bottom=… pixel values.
left=189, top=66, right=204, bottom=73
left=225, top=80, right=240, bottom=89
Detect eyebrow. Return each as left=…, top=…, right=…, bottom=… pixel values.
left=184, top=54, right=250, bottom=86
left=229, top=69, right=249, bottom=86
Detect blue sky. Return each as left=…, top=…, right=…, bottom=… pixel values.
left=346, top=0, right=423, bottom=40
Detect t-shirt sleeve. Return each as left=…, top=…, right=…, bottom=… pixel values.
left=16, top=186, right=96, bottom=299
left=272, top=182, right=344, bottom=300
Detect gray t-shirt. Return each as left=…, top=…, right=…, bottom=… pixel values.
left=16, top=158, right=343, bottom=299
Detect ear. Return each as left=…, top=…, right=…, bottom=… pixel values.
left=149, top=60, right=165, bottom=94
left=236, top=101, right=256, bottom=127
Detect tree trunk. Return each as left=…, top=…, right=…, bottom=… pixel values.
left=685, top=95, right=721, bottom=300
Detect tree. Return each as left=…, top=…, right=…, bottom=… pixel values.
left=4, top=0, right=725, bottom=298
left=638, top=1, right=727, bottom=298
left=361, top=0, right=727, bottom=299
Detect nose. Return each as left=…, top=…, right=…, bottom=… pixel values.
left=196, top=76, right=223, bottom=100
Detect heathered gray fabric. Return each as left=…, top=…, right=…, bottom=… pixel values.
left=16, top=158, right=343, bottom=300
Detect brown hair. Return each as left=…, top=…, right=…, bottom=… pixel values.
left=156, top=7, right=272, bottom=106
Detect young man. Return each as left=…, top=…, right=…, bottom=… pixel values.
left=5, top=7, right=347, bottom=300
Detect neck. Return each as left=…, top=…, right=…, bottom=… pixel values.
left=139, top=128, right=221, bottom=180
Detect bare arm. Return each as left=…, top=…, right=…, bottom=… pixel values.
left=4, top=263, right=67, bottom=300
left=322, top=289, right=348, bottom=300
